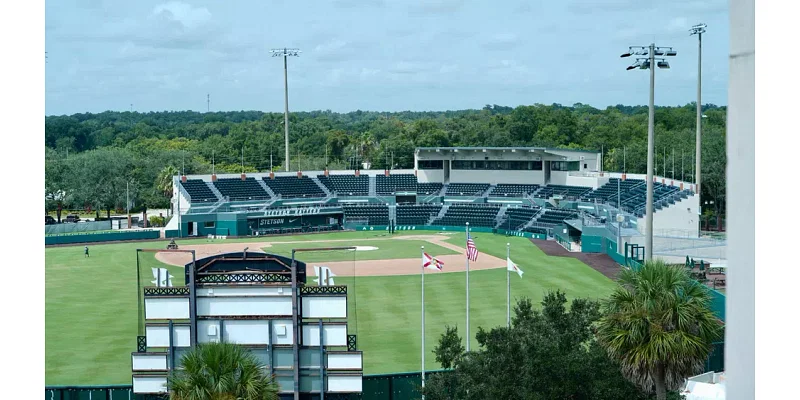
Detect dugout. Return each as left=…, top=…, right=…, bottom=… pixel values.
left=177, top=209, right=344, bottom=237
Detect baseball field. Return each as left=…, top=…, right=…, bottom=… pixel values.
left=45, top=230, right=618, bottom=385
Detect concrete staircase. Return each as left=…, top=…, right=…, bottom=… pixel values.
left=484, top=184, right=497, bottom=197
left=206, top=181, right=224, bottom=201
left=311, top=176, right=332, bottom=196
left=430, top=204, right=450, bottom=225
left=368, top=176, right=377, bottom=196
left=522, top=207, right=547, bottom=230
left=494, top=205, right=509, bottom=229
left=438, top=183, right=449, bottom=197
left=388, top=205, right=396, bottom=225
left=257, top=179, right=278, bottom=199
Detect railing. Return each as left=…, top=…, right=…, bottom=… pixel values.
left=568, top=171, right=606, bottom=177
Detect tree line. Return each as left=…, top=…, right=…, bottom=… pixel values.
left=45, top=103, right=727, bottom=222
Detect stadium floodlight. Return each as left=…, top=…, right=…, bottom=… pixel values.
left=620, top=43, right=677, bottom=261
left=620, top=51, right=632, bottom=58
left=270, top=48, right=301, bottom=172
left=690, top=23, right=706, bottom=198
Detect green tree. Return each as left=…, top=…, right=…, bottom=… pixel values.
left=168, top=342, right=279, bottom=400
left=424, top=291, right=648, bottom=400
left=595, top=260, right=723, bottom=400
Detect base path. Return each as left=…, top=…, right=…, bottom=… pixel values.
left=155, top=235, right=506, bottom=277
left=530, top=239, right=622, bottom=280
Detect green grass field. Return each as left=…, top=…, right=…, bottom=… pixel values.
left=45, top=231, right=618, bottom=385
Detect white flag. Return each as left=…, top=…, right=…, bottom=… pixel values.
left=151, top=267, right=174, bottom=287
left=313, top=266, right=336, bottom=286
left=507, top=258, right=524, bottom=278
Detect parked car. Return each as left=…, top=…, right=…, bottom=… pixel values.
left=65, top=214, right=81, bottom=223
left=45, top=216, right=56, bottom=225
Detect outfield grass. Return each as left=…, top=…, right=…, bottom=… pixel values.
left=45, top=231, right=617, bottom=384
left=262, top=239, right=458, bottom=262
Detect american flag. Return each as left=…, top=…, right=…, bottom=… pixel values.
left=466, top=233, right=479, bottom=262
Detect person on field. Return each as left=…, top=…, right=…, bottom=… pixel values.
left=84, top=246, right=89, bottom=258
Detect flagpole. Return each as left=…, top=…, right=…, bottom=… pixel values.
left=507, top=242, right=510, bottom=328
left=465, top=222, right=470, bottom=353
left=421, top=245, right=426, bottom=398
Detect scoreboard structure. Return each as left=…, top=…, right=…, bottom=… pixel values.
left=131, top=249, right=363, bottom=400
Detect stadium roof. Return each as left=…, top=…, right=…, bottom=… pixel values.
left=415, top=146, right=598, bottom=154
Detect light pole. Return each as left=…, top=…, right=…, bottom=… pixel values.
left=271, top=48, right=301, bottom=172
left=690, top=23, right=706, bottom=197
left=621, top=44, right=677, bottom=261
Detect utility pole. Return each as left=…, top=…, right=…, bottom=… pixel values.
left=207, top=94, right=210, bottom=113
left=621, top=43, right=677, bottom=261
left=690, top=23, right=706, bottom=197
left=271, top=48, right=301, bottom=172
left=672, top=148, right=675, bottom=179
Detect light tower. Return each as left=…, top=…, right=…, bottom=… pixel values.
left=621, top=44, right=677, bottom=260
left=690, top=23, right=707, bottom=198
left=270, top=48, right=301, bottom=172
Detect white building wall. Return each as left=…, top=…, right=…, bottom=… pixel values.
left=417, top=169, right=444, bottom=183
left=449, top=169, right=544, bottom=185
left=636, top=194, right=700, bottom=238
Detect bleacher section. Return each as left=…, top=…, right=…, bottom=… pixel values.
left=433, top=203, right=501, bottom=228
left=396, top=204, right=442, bottom=225
left=343, top=204, right=389, bottom=225
left=501, top=206, right=541, bottom=230
left=262, top=176, right=326, bottom=199
left=541, top=184, right=592, bottom=199
left=446, top=183, right=490, bottom=196
left=180, top=179, right=219, bottom=203
left=581, top=178, right=643, bottom=203
left=490, top=184, right=540, bottom=197
left=417, top=182, right=443, bottom=195
left=534, top=209, right=579, bottom=226
left=376, top=174, right=418, bottom=195
left=317, top=175, right=369, bottom=196
left=213, top=178, right=270, bottom=201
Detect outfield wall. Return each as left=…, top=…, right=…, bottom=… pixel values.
left=45, top=230, right=160, bottom=245
left=344, top=223, right=548, bottom=239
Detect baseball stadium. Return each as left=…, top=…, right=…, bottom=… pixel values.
left=45, top=146, right=726, bottom=399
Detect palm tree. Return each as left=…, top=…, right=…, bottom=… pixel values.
left=595, top=259, right=723, bottom=400
left=168, top=342, right=280, bottom=400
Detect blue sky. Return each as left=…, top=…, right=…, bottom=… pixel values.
left=45, top=0, right=729, bottom=116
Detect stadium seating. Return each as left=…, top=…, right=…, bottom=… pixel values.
left=416, top=182, right=444, bottom=195
left=580, top=178, right=644, bottom=203
left=501, top=206, right=541, bottom=230
left=433, top=203, right=501, bottom=228
left=262, top=176, right=326, bottom=198
left=180, top=179, right=219, bottom=203
left=396, top=204, right=442, bottom=225
left=376, top=174, right=418, bottom=195
left=534, top=209, right=579, bottom=226
left=445, top=183, right=490, bottom=196
left=540, top=184, right=592, bottom=199
left=490, top=184, right=540, bottom=197
left=317, top=175, right=369, bottom=196
left=343, top=204, right=389, bottom=225
left=213, top=178, right=271, bottom=201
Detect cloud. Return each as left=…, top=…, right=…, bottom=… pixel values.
left=482, top=33, right=519, bottom=50
left=408, top=0, right=465, bottom=15
left=388, top=61, right=434, bottom=75
left=332, top=0, right=385, bottom=8
left=566, top=0, right=726, bottom=15
left=151, top=2, right=212, bottom=30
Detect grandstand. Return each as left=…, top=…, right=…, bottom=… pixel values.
left=318, top=174, right=369, bottom=196
left=262, top=175, right=327, bottom=198
left=213, top=178, right=270, bottom=201
left=170, top=147, right=700, bottom=256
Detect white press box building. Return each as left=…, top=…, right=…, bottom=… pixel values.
left=131, top=250, right=362, bottom=399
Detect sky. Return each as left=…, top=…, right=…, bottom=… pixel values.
left=44, top=0, right=730, bottom=116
